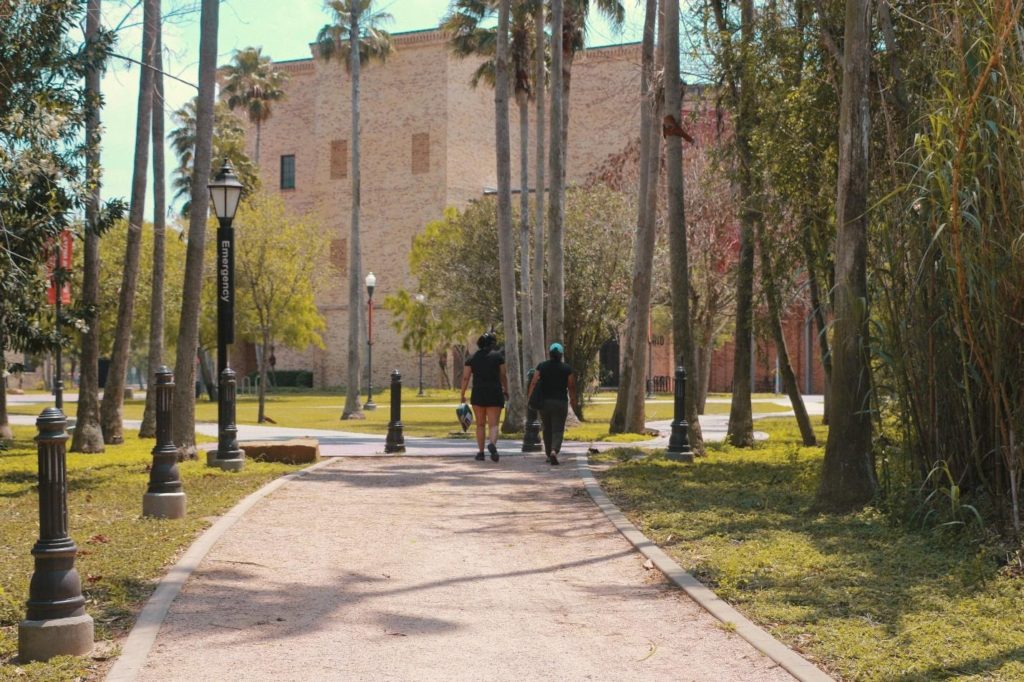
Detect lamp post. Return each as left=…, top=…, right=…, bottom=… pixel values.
left=208, top=161, right=244, bottom=471
left=415, top=293, right=426, bottom=397
left=364, top=271, right=377, bottom=411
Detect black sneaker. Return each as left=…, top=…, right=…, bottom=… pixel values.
left=547, top=454, right=560, bottom=466
left=475, top=451, right=485, bottom=461
left=488, top=442, right=499, bottom=462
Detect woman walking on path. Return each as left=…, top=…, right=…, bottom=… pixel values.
left=460, top=333, right=509, bottom=461
left=527, top=343, right=577, bottom=465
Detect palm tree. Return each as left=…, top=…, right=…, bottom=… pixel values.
left=71, top=0, right=105, bottom=453
left=100, top=0, right=157, bottom=444
left=609, top=0, right=658, bottom=435
left=221, top=46, right=288, bottom=165
left=547, top=0, right=624, bottom=344
left=168, top=98, right=259, bottom=215
left=172, top=0, right=221, bottom=458
left=443, top=0, right=542, bottom=382
left=531, top=0, right=546, bottom=367
left=664, top=0, right=704, bottom=453
left=314, top=0, right=394, bottom=421
left=140, top=0, right=166, bottom=439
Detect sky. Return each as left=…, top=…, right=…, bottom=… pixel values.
left=99, top=0, right=649, bottom=215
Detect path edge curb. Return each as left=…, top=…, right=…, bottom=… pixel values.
left=104, top=457, right=338, bottom=682
left=575, top=455, right=835, bottom=682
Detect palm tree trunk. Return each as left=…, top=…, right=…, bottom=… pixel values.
left=531, top=0, right=546, bottom=356
left=518, top=90, right=533, bottom=370
left=341, top=6, right=365, bottom=420
left=496, top=0, right=525, bottom=433
left=100, top=0, right=156, bottom=444
left=758, top=225, right=816, bottom=446
left=611, top=0, right=658, bottom=435
left=140, top=1, right=166, bottom=439
left=546, top=0, right=565, bottom=343
left=664, top=0, right=704, bottom=453
left=172, top=0, right=219, bottom=458
left=816, top=0, right=877, bottom=511
left=255, top=120, right=261, bottom=166
left=71, top=0, right=105, bottom=453
left=0, top=331, right=10, bottom=440
left=726, top=0, right=757, bottom=447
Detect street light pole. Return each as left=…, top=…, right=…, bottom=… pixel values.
left=415, top=293, right=426, bottom=397
left=207, top=161, right=244, bottom=471
left=364, top=272, right=377, bottom=411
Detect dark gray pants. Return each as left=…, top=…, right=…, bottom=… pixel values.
left=540, top=399, right=569, bottom=455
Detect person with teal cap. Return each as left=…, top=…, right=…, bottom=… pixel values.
left=526, top=342, right=577, bottom=465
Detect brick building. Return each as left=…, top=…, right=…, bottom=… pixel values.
left=235, top=26, right=826, bottom=397
left=236, top=28, right=642, bottom=389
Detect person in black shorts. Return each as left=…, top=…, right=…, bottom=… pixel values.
left=460, top=332, right=508, bottom=461
left=526, top=342, right=577, bottom=465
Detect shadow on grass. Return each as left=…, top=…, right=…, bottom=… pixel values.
left=596, top=435, right=1022, bottom=679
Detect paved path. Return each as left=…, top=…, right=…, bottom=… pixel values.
left=135, top=455, right=793, bottom=682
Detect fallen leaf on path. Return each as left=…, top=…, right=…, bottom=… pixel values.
left=387, top=632, right=407, bottom=637
left=638, top=640, right=657, bottom=662
left=642, top=559, right=655, bottom=570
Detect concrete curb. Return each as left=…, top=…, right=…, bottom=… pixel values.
left=575, top=455, right=834, bottom=682
left=104, top=458, right=338, bottom=682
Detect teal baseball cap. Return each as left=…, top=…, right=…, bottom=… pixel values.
left=549, top=342, right=564, bottom=354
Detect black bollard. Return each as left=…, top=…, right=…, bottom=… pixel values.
left=18, top=408, right=93, bottom=661
left=143, top=367, right=187, bottom=518
left=385, top=369, right=406, bottom=454
left=666, top=361, right=695, bottom=462
left=522, top=406, right=543, bottom=453
left=211, top=367, right=245, bottom=470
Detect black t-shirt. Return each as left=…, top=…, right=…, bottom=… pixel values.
left=535, top=359, right=573, bottom=401
left=466, top=349, right=504, bottom=389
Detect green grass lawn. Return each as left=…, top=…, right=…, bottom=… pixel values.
left=0, top=427, right=304, bottom=681
left=594, top=419, right=1024, bottom=681
left=7, top=390, right=788, bottom=441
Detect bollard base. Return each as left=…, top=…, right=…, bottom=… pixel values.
left=18, top=614, right=93, bottom=662
left=206, top=450, right=245, bottom=471
left=143, top=492, right=187, bottom=519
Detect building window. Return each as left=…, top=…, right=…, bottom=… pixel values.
left=330, top=140, right=348, bottom=179
left=280, top=155, right=296, bottom=190
left=331, top=238, right=347, bottom=276
left=411, top=133, right=429, bottom=174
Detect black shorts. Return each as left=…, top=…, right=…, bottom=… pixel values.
left=471, top=385, right=505, bottom=408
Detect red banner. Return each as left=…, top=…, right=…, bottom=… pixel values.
left=46, top=230, right=73, bottom=305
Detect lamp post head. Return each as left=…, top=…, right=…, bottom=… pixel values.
left=365, top=271, right=376, bottom=298
left=208, top=160, right=243, bottom=221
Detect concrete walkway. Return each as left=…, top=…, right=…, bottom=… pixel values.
left=131, top=455, right=794, bottom=682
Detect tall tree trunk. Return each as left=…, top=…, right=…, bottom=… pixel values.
left=531, top=0, right=546, bottom=365
left=611, top=0, right=658, bottom=435
left=801, top=220, right=832, bottom=422
left=341, top=7, right=365, bottom=420
left=698, top=338, right=713, bottom=413
left=665, top=0, right=704, bottom=453
left=72, top=0, right=104, bottom=453
left=172, top=0, right=219, bottom=458
left=758, top=226, right=816, bottom=446
left=258, top=329, right=269, bottom=422
left=546, top=0, right=565, bottom=344
left=496, top=0, right=525, bottom=433
left=816, top=0, right=877, bottom=511
left=518, top=90, right=534, bottom=370
left=726, top=0, right=757, bottom=447
left=140, top=1, right=166, bottom=439
left=255, top=120, right=262, bottom=166
left=100, top=0, right=156, bottom=444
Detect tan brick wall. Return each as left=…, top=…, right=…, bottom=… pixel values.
left=240, top=30, right=640, bottom=390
